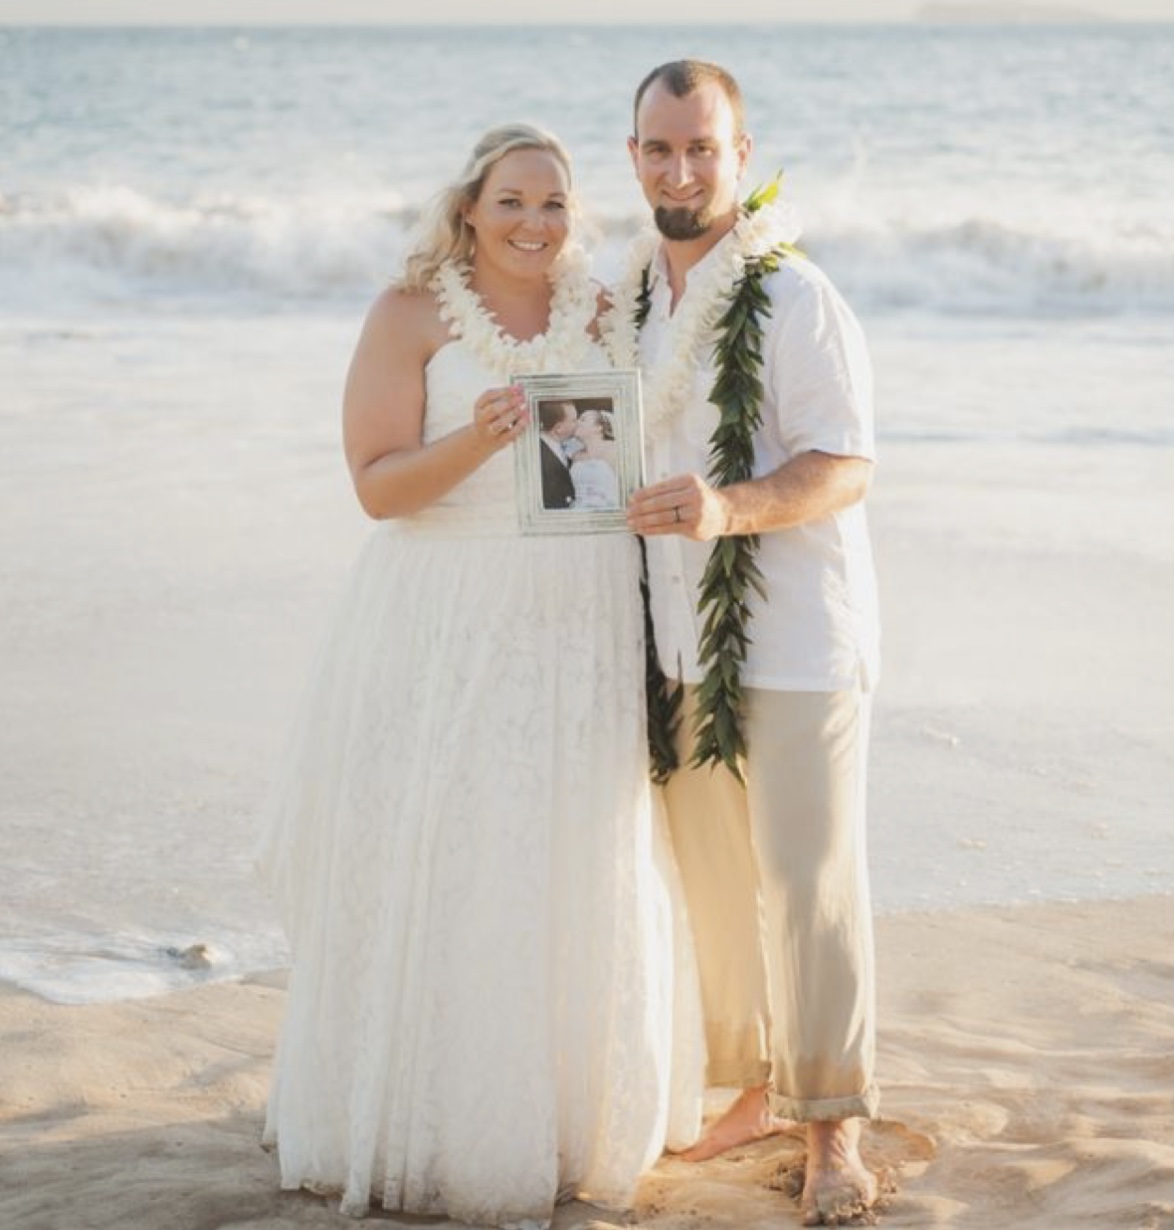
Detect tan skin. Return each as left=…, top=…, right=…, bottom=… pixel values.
left=626, top=79, right=877, bottom=1224
left=343, top=147, right=575, bottom=520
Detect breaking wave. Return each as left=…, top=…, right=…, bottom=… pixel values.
left=2, top=183, right=1171, bottom=317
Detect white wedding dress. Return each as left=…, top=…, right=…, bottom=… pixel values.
left=256, top=335, right=703, bottom=1225
left=571, top=456, right=620, bottom=510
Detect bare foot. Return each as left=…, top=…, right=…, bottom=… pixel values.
left=800, top=1118, right=879, bottom=1226
left=674, top=1085, right=793, bottom=1162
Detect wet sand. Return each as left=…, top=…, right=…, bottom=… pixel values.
left=2, top=896, right=1170, bottom=1229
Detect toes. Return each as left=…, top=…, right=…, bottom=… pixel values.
left=800, top=1176, right=882, bottom=1226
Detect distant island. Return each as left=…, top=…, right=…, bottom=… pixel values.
left=916, top=2, right=1109, bottom=20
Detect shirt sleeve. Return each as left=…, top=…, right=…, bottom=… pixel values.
left=763, top=261, right=876, bottom=462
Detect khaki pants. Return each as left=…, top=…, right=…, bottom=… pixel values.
left=661, top=686, right=878, bottom=1122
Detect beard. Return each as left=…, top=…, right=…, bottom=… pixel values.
left=653, top=203, right=714, bottom=241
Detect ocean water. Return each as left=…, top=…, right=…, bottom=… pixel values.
left=3, top=24, right=1173, bottom=324
left=1, top=24, right=1172, bottom=1003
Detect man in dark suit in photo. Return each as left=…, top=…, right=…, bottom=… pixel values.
left=538, top=400, right=578, bottom=510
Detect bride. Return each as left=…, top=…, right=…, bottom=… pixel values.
left=571, top=407, right=620, bottom=510
left=256, top=124, right=701, bottom=1226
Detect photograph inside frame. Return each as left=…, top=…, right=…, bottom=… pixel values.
left=512, top=369, right=644, bottom=535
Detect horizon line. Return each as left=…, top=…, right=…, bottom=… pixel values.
left=4, top=15, right=1170, bottom=25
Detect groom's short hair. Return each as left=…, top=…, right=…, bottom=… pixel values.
left=632, top=60, right=746, bottom=140
left=539, top=400, right=576, bottom=433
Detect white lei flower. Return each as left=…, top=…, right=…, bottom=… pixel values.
left=601, top=201, right=802, bottom=440
left=431, top=247, right=596, bottom=379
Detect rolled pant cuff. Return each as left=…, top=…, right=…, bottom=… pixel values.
left=770, top=1083, right=880, bottom=1123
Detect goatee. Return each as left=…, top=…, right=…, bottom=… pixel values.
left=654, top=205, right=713, bottom=241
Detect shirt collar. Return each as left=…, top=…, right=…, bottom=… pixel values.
left=649, top=220, right=742, bottom=298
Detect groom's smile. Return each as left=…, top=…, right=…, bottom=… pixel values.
left=628, top=77, right=750, bottom=248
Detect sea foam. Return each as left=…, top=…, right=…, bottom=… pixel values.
left=2, top=183, right=1170, bottom=317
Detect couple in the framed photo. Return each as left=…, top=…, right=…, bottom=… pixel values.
left=515, top=370, right=643, bottom=533
left=537, top=398, right=619, bottom=511
left=257, top=57, right=882, bottom=1230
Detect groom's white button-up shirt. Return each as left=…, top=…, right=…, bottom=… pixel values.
left=640, top=241, right=881, bottom=693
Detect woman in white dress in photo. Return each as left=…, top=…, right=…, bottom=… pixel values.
left=256, top=124, right=701, bottom=1226
left=570, top=407, right=620, bottom=510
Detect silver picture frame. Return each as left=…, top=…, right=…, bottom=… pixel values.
left=511, top=369, right=644, bottom=535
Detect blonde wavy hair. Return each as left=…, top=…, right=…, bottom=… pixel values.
left=399, top=123, right=576, bottom=292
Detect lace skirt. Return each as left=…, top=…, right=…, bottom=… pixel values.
left=256, top=521, right=702, bottom=1225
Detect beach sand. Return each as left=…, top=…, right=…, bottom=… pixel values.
left=1, top=896, right=1170, bottom=1230
left=2, top=319, right=1172, bottom=1226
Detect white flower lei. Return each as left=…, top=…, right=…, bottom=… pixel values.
left=601, top=201, right=802, bottom=440
left=431, top=247, right=597, bottom=379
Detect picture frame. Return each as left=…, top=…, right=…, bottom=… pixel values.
left=511, top=369, right=644, bottom=535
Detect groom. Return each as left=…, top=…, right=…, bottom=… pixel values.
left=538, top=399, right=577, bottom=510
left=624, top=60, right=882, bottom=1225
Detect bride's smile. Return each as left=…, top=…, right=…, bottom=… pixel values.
left=462, top=146, right=569, bottom=281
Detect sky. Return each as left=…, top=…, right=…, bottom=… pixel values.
left=0, top=0, right=1172, bottom=23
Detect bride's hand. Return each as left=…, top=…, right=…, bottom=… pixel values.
left=472, top=386, right=528, bottom=451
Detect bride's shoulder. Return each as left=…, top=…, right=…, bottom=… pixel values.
left=361, top=283, right=450, bottom=362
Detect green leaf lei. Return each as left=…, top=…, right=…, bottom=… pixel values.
left=641, top=177, right=802, bottom=785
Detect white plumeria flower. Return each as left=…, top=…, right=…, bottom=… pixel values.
left=601, top=201, right=803, bottom=441
left=432, top=245, right=596, bottom=379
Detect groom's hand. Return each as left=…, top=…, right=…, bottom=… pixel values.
left=627, top=472, right=729, bottom=541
